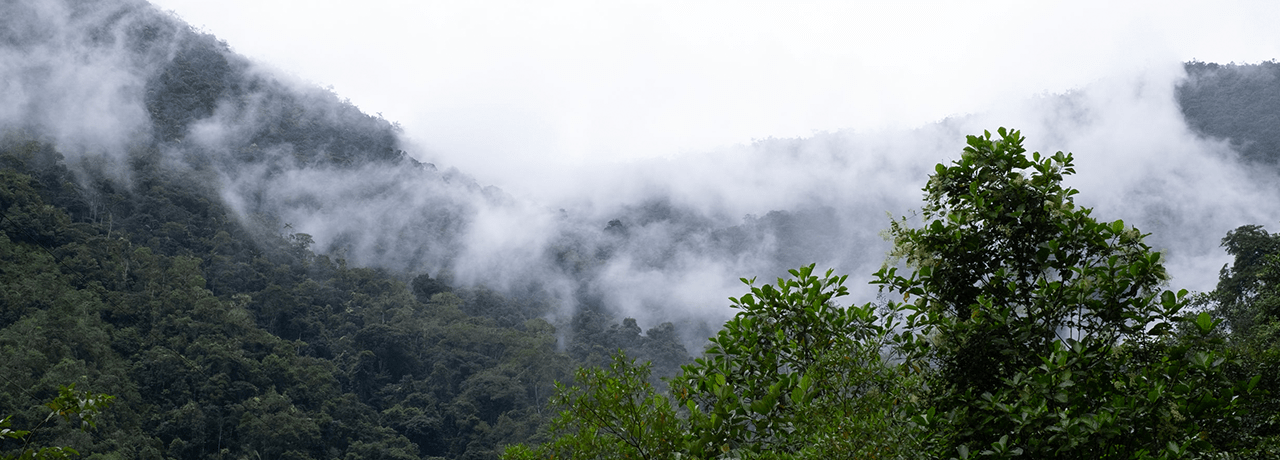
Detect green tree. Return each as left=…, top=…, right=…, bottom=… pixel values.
left=874, top=128, right=1248, bottom=458
left=504, top=352, right=682, bottom=460
left=1212, top=225, right=1280, bottom=339
left=1206, top=224, right=1280, bottom=457
left=505, top=266, right=924, bottom=460
left=671, top=265, right=918, bottom=458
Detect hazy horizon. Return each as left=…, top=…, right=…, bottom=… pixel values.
left=148, top=0, right=1280, bottom=201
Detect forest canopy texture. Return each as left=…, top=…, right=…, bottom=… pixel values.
left=5, top=0, right=1280, bottom=459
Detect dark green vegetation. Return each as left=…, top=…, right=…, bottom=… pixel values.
left=0, top=134, right=557, bottom=458
left=1179, top=60, right=1280, bottom=165
left=1, top=1, right=690, bottom=458
left=5, top=0, right=1280, bottom=459
left=0, top=130, right=689, bottom=459
left=505, top=129, right=1280, bottom=459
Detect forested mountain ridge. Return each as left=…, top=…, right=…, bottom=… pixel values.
left=5, top=0, right=1280, bottom=458
left=1179, top=60, right=1280, bottom=165
left=0, top=101, right=691, bottom=459
left=0, top=133, right=583, bottom=459
left=1, top=0, right=689, bottom=458
left=0, top=0, right=824, bottom=348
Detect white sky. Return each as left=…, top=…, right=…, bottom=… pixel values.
left=149, top=0, right=1280, bottom=197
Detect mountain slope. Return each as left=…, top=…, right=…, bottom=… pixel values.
left=1179, top=60, right=1280, bottom=165
left=6, top=1, right=1280, bottom=458
left=0, top=1, right=693, bottom=459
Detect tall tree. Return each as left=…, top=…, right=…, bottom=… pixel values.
left=1208, top=224, right=1280, bottom=456
left=1212, top=225, right=1280, bottom=338
left=875, top=128, right=1247, bottom=458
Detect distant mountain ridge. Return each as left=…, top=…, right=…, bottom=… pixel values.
left=8, top=0, right=1279, bottom=308
left=1179, top=60, right=1280, bottom=165
left=4, top=1, right=1280, bottom=458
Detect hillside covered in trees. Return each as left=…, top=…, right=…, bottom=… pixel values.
left=5, top=0, right=1280, bottom=459
left=0, top=0, right=689, bottom=458
left=1179, top=60, right=1280, bottom=166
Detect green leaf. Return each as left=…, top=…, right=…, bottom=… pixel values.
left=1195, top=311, right=1215, bottom=334
left=1146, top=322, right=1172, bottom=336
left=750, top=398, right=771, bottom=414
left=790, top=386, right=805, bottom=406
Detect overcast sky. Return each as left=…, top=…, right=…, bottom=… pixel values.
left=148, top=0, right=1280, bottom=197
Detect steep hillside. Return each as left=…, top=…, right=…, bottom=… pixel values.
left=1179, top=60, right=1280, bottom=165
left=6, top=0, right=1280, bottom=458
left=1, top=1, right=690, bottom=459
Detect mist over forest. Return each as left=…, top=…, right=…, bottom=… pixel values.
left=5, top=0, right=1280, bottom=458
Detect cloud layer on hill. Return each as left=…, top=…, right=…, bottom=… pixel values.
left=5, top=0, right=1279, bottom=348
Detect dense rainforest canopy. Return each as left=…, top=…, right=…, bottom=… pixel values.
left=4, top=0, right=1280, bottom=459
left=0, top=1, right=691, bottom=458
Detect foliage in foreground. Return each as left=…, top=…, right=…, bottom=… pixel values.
left=876, top=128, right=1249, bottom=458
left=1206, top=225, right=1280, bottom=457
left=505, top=128, right=1259, bottom=459
left=507, top=265, right=918, bottom=460
left=1, top=385, right=113, bottom=460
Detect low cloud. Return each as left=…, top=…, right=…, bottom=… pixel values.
left=6, top=0, right=1279, bottom=349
